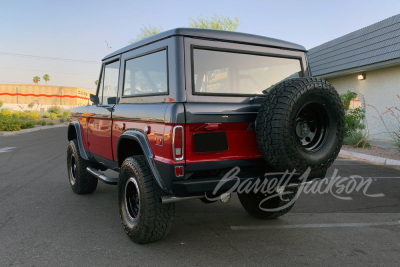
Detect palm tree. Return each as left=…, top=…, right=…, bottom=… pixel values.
left=43, top=74, right=50, bottom=84
left=33, top=76, right=40, bottom=85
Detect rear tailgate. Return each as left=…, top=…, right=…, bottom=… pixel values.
left=184, top=102, right=262, bottom=165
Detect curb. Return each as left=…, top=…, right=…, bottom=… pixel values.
left=0, top=124, right=68, bottom=136
left=339, top=149, right=400, bottom=166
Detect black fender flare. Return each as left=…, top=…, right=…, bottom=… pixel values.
left=67, top=121, right=89, bottom=160
left=117, top=130, right=169, bottom=193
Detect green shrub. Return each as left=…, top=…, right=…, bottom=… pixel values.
left=63, top=110, right=71, bottom=118
left=49, top=113, right=58, bottom=120
left=340, top=91, right=366, bottom=135
left=0, top=100, right=3, bottom=108
left=28, top=110, right=40, bottom=120
left=12, top=113, right=20, bottom=120
left=47, top=121, right=55, bottom=126
left=340, top=91, right=368, bottom=147
left=60, top=117, right=65, bottom=123
left=36, top=120, right=47, bottom=126
left=0, top=109, right=12, bottom=117
left=47, top=106, right=62, bottom=114
left=0, top=114, right=21, bottom=131
left=344, top=107, right=365, bottom=134
left=27, top=102, right=35, bottom=109
left=395, top=138, right=400, bottom=151
left=20, top=120, right=35, bottom=129
left=42, top=112, right=50, bottom=118
left=56, top=112, right=63, bottom=118
left=16, top=111, right=29, bottom=120
left=0, top=111, right=35, bottom=131
left=343, top=130, right=370, bottom=148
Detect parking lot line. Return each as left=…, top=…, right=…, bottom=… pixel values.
left=364, top=177, right=400, bottom=179
left=231, top=221, right=400, bottom=230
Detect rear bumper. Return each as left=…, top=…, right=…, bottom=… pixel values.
left=171, top=169, right=319, bottom=197
left=155, top=158, right=322, bottom=197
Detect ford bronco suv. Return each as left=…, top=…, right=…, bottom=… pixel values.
left=67, top=28, right=344, bottom=244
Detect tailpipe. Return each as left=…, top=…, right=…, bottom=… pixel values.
left=161, top=195, right=204, bottom=204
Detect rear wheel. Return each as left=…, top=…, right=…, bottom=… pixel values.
left=238, top=188, right=297, bottom=219
left=67, top=139, right=98, bottom=194
left=118, top=156, right=175, bottom=244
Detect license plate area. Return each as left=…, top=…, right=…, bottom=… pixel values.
left=193, top=132, right=228, bottom=153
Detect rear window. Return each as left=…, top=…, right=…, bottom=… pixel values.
left=193, top=48, right=303, bottom=95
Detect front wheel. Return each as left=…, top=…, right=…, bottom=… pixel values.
left=118, top=156, right=175, bottom=244
left=67, top=139, right=98, bottom=194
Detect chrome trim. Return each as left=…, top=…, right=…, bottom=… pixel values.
left=172, top=125, right=184, bottom=161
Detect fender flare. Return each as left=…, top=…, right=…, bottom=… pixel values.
left=117, top=130, right=168, bottom=193
left=68, top=121, right=89, bottom=160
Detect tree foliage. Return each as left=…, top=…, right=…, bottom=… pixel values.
left=131, top=15, right=240, bottom=43
left=43, top=74, right=50, bottom=84
left=188, top=14, right=240, bottom=31
left=131, top=25, right=163, bottom=43
left=33, top=76, right=40, bottom=84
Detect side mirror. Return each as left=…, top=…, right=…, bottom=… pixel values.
left=107, top=97, right=119, bottom=105
left=90, top=94, right=99, bottom=105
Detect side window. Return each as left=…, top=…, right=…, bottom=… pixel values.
left=96, top=67, right=104, bottom=103
left=100, top=61, right=120, bottom=105
left=123, top=50, right=168, bottom=96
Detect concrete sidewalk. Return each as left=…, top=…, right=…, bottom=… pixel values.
left=340, top=149, right=400, bottom=166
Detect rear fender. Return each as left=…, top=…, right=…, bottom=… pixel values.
left=117, top=130, right=169, bottom=193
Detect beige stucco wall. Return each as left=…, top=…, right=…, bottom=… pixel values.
left=326, top=65, right=400, bottom=142
left=0, top=84, right=92, bottom=110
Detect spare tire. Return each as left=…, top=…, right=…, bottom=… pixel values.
left=255, top=78, right=345, bottom=177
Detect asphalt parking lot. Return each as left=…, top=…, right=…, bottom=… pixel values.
left=0, top=127, right=399, bottom=266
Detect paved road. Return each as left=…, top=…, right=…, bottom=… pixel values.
left=0, top=127, right=399, bottom=266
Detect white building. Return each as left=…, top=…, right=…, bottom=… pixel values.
left=308, top=14, right=400, bottom=143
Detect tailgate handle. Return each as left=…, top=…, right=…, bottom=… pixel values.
left=203, top=123, right=223, bottom=131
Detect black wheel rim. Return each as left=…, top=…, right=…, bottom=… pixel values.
left=125, top=177, right=140, bottom=220
left=70, top=154, right=77, bottom=185
left=294, top=103, right=328, bottom=152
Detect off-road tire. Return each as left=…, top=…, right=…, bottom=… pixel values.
left=238, top=188, right=297, bottom=219
left=256, top=78, right=345, bottom=177
left=118, top=156, right=175, bottom=244
left=67, top=139, right=98, bottom=194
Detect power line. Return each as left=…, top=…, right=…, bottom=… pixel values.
left=0, top=51, right=100, bottom=64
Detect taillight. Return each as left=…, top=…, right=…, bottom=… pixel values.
left=173, top=126, right=184, bottom=160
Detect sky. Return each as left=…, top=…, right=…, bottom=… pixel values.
left=1, top=0, right=400, bottom=92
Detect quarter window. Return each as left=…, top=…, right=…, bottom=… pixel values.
left=123, top=50, right=168, bottom=96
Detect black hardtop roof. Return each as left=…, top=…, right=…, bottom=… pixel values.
left=103, top=28, right=306, bottom=60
